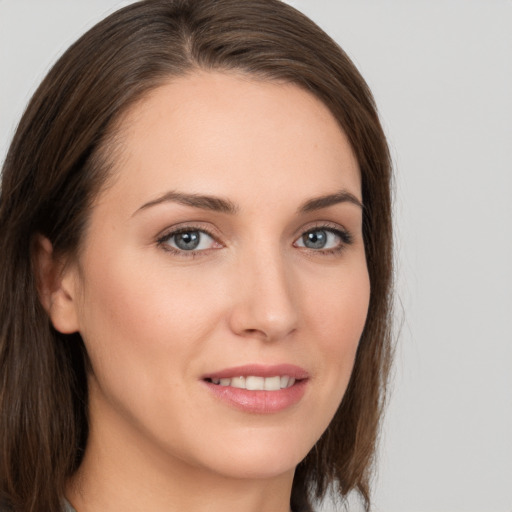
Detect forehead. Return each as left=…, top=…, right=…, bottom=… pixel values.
left=102, top=71, right=361, bottom=209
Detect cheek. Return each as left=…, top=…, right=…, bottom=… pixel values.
left=307, top=261, right=370, bottom=344
left=74, top=251, right=226, bottom=445
left=75, top=246, right=229, bottom=388
left=302, top=261, right=370, bottom=397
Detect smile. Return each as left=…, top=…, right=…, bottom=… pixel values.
left=202, top=364, right=309, bottom=413
left=206, top=376, right=296, bottom=390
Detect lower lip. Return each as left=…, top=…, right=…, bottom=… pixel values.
left=203, top=380, right=308, bottom=414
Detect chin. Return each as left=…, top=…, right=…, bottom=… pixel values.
left=185, top=424, right=319, bottom=481
left=204, top=451, right=301, bottom=481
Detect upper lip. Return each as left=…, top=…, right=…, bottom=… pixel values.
left=202, top=364, right=309, bottom=380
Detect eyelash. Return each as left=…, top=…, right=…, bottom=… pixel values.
left=297, top=223, right=353, bottom=256
left=156, top=225, right=220, bottom=258
left=156, top=223, right=353, bottom=258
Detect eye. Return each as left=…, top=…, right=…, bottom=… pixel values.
left=158, top=228, right=220, bottom=253
left=294, top=227, right=351, bottom=252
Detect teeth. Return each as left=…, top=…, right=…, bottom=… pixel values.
left=209, top=375, right=296, bottom=390
left=246, top=376, right=264, bottom=390
left=264, top=376, right=281, bottom=391
left=231, top=376, right=246, bottom=389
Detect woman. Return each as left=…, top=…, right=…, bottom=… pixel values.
left=0, top=1, right=393, bottom=511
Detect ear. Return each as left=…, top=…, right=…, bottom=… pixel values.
left=32, top=235, right=80, bottom=334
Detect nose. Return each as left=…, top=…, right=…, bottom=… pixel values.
left=228, top=249, right=299, bottom=342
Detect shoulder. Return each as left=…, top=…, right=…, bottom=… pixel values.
left=62, top=500, right=77, bottom=512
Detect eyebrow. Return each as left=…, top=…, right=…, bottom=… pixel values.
left=134, top=188, right=363, bottom=217
left=298, top=190, right=364, bottom=212
left=134, top=191, right=239, bottom=216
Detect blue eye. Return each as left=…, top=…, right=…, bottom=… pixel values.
left=160, top=229, right=217, bottom=252
left=295, top=228, right=349, bottom=251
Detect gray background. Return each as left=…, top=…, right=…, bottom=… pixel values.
left=1, top=1, right=511, bottom=511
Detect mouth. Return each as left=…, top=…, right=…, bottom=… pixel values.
left=205, top=375, right=298, bottom=390
left=201, top=364, right=309, bottom=413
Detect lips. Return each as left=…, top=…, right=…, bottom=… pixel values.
left=202, top=364, right=309, bottom=414
left=202, top=363, right=309, bottom=381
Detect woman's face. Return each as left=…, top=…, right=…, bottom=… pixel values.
left=63, top=71, right=370, bottom=481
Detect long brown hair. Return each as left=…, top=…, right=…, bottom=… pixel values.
left=0, top=1, right=393, bottom=511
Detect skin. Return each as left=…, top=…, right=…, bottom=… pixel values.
left=39, top=71, right=370, bottom=512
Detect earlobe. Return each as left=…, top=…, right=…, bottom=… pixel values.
left=32, top=234, right=80, bottom=334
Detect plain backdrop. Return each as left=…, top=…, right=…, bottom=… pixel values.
left=1, top=1, right=511, bottom=511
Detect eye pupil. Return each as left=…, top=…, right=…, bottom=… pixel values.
left=303, top=230, right=327, bottom=249
left=175, top=231, right=201, bottom=250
